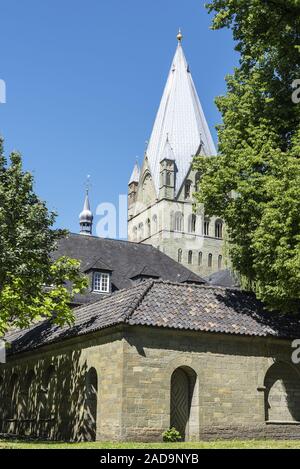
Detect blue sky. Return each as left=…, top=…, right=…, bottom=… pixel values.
left=0, top=0, right=238, bottom=236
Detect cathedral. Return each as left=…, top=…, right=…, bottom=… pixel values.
left=1, top=33, right=300, bottom=444
left=128, top=31, right=224, bottom=277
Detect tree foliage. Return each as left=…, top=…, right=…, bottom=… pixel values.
left=194, top=0, right=300, bottom=312
left=0, top=137, right=87, bottom=335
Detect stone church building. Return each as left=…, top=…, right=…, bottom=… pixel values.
left=128, top=31, right=224, bottom=277
left=1, top=33, right=300, bottom=443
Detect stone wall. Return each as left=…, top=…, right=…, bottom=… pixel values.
left=1, top=325, right=300, bottom=442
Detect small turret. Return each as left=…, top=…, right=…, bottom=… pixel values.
left=128, top=160, right=140, bottom=210
left=79, top=189, right=93, bottom=235
left=159, top=136, right=176, bottom=200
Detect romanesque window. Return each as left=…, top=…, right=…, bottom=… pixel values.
left=178, top=249, right=182, bottom=263
left=215, top=220, right=223, bottom=238
left=146, top=218, right=151, bottom=237
left=188, top=214, right=196, bottom=233
left=264, top=362, right=300, bottom=423
left=25, top=370, right=35, bottom=419
left=204, top=218, right=210, bottom=236
left=166, top=172, right=172, bottom=186
left=188, top=250, right=193, bottom=265
left=174, top=212, right=183, bottom=231
left=153, top=215, right=158, bottom=232
left=198, top=252, right=202, bottom=266
left=142, top=173, right=153, bottom=205
left=133, top=226, right=137, bottom=241
left=208, top=253, right=213, bottom=267
left=93, top=272, right=110, bottom=293
left=184, top=181, right=192, bottom=199
left=8, top=373, right=18, bottom=420
left=138, top=222, right=144, bottom=240
left=218, top=255, right=222, bottom=270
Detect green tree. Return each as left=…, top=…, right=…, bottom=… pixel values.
left=0, top=137, right=87, bottom=335
left=194, top=0, right=300, bottom=312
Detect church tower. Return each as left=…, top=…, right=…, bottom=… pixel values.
left=127, top=31, right=225, bottom=276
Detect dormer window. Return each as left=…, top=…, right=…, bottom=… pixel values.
left=93, top=272, right=110, bottom=293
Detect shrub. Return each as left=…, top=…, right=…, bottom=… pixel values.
left=162, top=427, right=182, bottom=442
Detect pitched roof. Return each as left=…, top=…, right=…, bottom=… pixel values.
left=6, top=280, right=300, bottom=355
left=52, top=233, right=205, bottom=303
left=146, top=42, right=217, bottom=195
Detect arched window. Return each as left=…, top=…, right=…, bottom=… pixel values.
left=166, top=172, right=172, bottom=186
left=215, top=219, right=223, bottom=238
left=40, top=365, right=56, bottom=420
left=25, top=370, right=35, bottom=418
left=208, top=253, right=213, bottom=267
left=133, top=226, right=137, bottom=241
left=264, top=362, right=300, bottom=423
left=188, top=250, right=193, bottom=265
left=218, top=255, right=222, bottom=270
left=138, top=222, right=144, bottom=240
left=146, top=218, right=151, bottom=237
left=153, top=215, right=158, bottom=232
left=188, top=214, right=196, bottom=233
left=174, top=212, right=183, bottom=232
left=85, top=367, right=98, bottom=442
left=178, top=249, right=182, bottom=263
left=204, top=218, right=210, bottom=236
left=184, top=181, right=192, bottom=199
left=198, top=252, right=203, bottom=266
left=8, top=373, right=18, bottom=420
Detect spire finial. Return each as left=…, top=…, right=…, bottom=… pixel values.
left=177, top=28, right=183, bottom=42
left=79, top=176, right=93, bottom=235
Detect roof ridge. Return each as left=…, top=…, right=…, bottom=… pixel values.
left=150, top=278, right=247, bottom=293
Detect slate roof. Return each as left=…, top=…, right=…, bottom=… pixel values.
left=205, top=269, right=240, bottom=289
left=52, top=233, right=205, bottom=304
left=6, top=280, right=300, bottom=356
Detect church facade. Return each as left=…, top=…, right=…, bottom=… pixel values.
left=128, top=32, right=225, bottom=277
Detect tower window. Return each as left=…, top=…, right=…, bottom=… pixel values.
left=153, top=215, right=158, bottom=232
left=184, top=181, right=192, bottom=199
left=138, top=222, right=144, bottom=239
left=93, top=272, right=110, bottom=293
left=188, top=214, right=196, bottom=233
left=208, top=253, right=213, bottom=268
left=178, top=249, right=182, bottom=263
left=174, top=212, right=183, bottom=231
left=198, top=252, right=202, bottom=266
left=218, top=255, right=222, bottom=270
left=215, top=220, right=223, bottom=238
left=188, top=250, right=193, bottom=265
left=146, top=218, right=151, bottom=237
left=166, top=171, right=172, bottom=186
left=204, top=218, right=210, bottom=236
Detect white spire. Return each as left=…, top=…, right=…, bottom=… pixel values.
left=79, top=189, right=93, bottom=235
left=128, top=160, right=140, bottom=185
left=146, top=34, right=217, bottom=195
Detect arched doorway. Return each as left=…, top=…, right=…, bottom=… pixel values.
left=170, top=366, right=198, bottom=441
left=85, top=367, right=98, bottom=441
left=264, top=361, right=300, bottom=422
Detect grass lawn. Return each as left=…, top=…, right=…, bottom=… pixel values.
left=1, top=439, right=300, bottom=449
